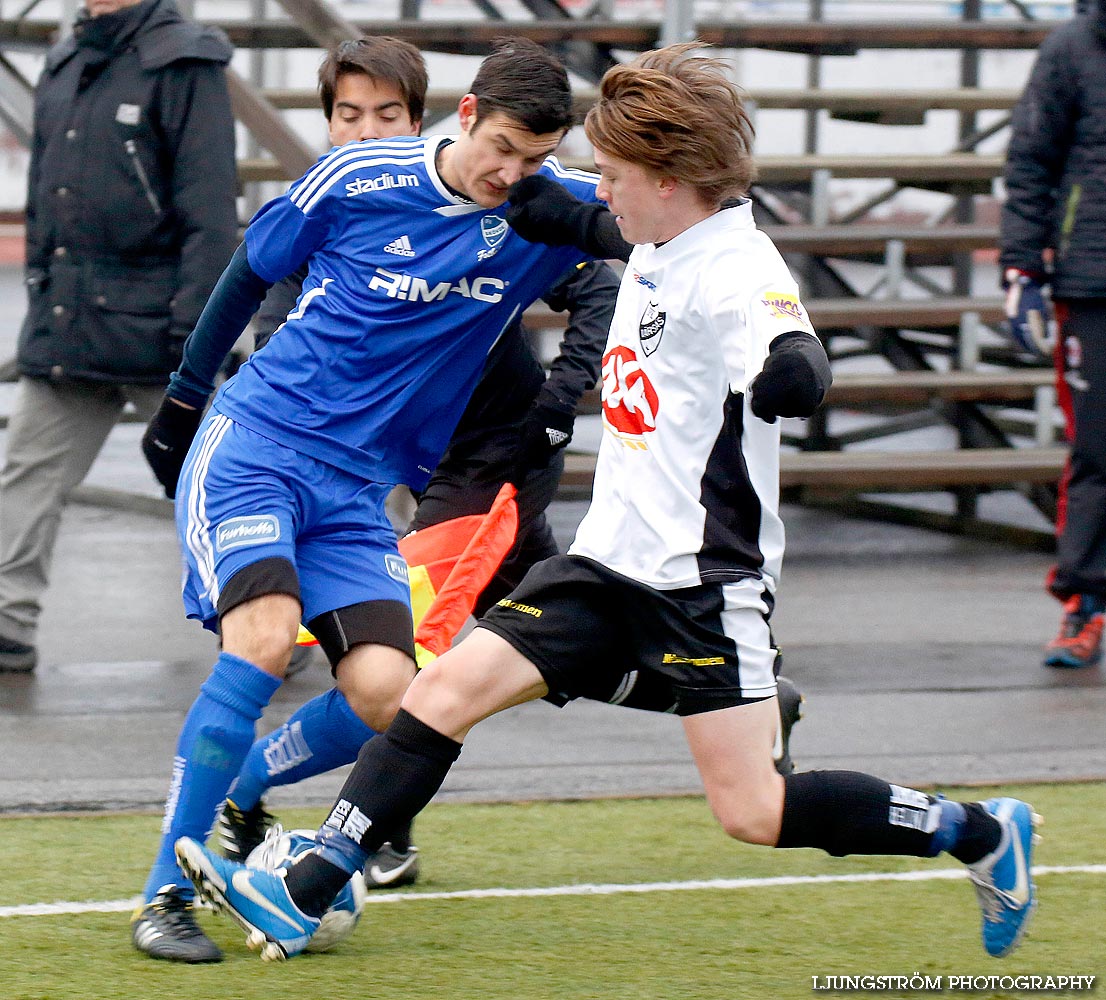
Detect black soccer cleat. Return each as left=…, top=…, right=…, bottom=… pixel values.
left=774, top=675, right=804, bottom=776
left=216, top=798, right=275, bottom=862
left=131, top=885, right=223, bottom=963
left=362, top=842, right=421, bottom=890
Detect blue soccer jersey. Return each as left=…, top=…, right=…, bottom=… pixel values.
left=214, top=135, right=598, bottom=489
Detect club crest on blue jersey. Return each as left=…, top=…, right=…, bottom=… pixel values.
left=478, top=215, right=508, bottom=261
left=639, top=300, right=666, bottom=356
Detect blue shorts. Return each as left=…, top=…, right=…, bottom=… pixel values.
left=176, top=412, right=410, bottom=630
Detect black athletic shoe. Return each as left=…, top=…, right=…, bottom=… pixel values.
left=774, top=675, right=804, bottom=776
left=0, top=634, right=36, bottom=673
left=215, top=799, right=275, bottom=862
left=362, top=842, right=420, bottom=890
left=131, top=886, right=223, bottom=963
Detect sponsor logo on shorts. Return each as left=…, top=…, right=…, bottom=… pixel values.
left=214, top=515, right=280, bottom=552
left=761, top=291, right=808, bottom=325
left=496, top=598, right=543, bottom=618
left=662, top=653, right=726, bottom=666
left=385, top=554, right=409, bottom=583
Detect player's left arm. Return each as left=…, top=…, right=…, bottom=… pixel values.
left=505, top=165, right=633, bottom=262
left=748, top=330, right=832, bottom=424
left=718, top=278, right=831, bottom=424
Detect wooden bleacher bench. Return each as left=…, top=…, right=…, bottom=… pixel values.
left=0, top=217, right=1004, bottom=266
left=237, top=152, right=1005, bottom=189
left=823, top=368, right=1053, bottom=407
left=575, top=368, right=1054, bottom=419
left=763, top=223, right=997, bottom=260
left=808, top=296, right=1005, bottom=331
left=0, top=18, right=1052, bottom=55
left=558, top=446, right=1067, bottom=498
left=523, top=297, right=1006, bottom=336
left=262, top=86, right=1020, bottom=125
left=563, top=368, right=1062, bottom=504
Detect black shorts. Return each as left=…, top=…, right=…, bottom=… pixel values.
left=478, top=555, right=777, bottom=716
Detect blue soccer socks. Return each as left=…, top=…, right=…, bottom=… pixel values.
left=143, top=652, right=281, bottom=901
left=227, top=688, right=376, bottom=812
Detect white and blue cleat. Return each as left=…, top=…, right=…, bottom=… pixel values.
left=966, top=797, right=1040, bottom=958
left=175, top=836, right=321, bottom=962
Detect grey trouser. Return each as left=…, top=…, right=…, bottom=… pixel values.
left=0, top=377, right=164, bottom=642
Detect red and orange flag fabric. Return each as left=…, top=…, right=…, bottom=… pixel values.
left=296, top=483, right=520, bottom=667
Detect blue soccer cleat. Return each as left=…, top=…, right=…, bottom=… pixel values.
left=175, top=836, right=320, bottom=962
left=246, top=825, right=366, bottom=953
left=966, top=797, right=1040, bottom=958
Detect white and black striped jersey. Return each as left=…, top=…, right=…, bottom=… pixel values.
left=569, top=200, right=819, bottom=593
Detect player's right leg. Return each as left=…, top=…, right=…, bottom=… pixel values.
left=179, top=626, right=548, bottom=960
left=218, top=484, right=420, bottom=878
left=134, top=415, right=304, bottom=962
left=685, top=700, right=1039, bottom=957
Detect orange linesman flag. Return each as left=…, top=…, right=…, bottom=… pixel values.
left=296, top=484, right=520, bottom=668
left=401, top=483, right=519, bottom=666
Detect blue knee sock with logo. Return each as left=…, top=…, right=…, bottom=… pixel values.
left=143, top=652, right=281, bottom=902
left=226, top=688, right=377, bottom=812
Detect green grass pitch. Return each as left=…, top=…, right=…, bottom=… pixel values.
left=0, top=783, right=1102, bottom=1000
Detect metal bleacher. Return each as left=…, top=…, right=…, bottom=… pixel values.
left=0, top=0, right=1075, bottom=543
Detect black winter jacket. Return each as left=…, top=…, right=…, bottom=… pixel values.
left=1000, top=12, right=1106, bottom=298
left=18, top=0, right=238, bottom=383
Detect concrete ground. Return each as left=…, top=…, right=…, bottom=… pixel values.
left=0, top=439, right=1101, bottom=815
left=0, top=262, right=1102, bottom=816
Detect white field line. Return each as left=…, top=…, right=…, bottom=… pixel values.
left=2, top=864, right=1103, bottom=919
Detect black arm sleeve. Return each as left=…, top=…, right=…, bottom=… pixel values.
left=537, top=261, right=619, bottom=411
left=506, top=174, right=633, bottom=262
left=584, top=208, right=633, bottom=263
left=167, top=241, right=273, bottom=407
left=253, top=264, right=310, bottom=352
left=748, top=330, right=833, bottom=423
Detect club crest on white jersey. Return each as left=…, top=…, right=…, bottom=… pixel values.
left=639, top=299, right=666, bottom=356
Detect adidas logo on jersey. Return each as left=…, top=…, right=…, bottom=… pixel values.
left=545, top=428, right=569, bottom=447
left=384, top=235, right=416, bottom=257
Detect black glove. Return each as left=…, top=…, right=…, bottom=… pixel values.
left=749, top=331, right=832, bottom=424
left=513, top=399, right=575, bottom=481
left=506, top=175, right=633, bottom=261
left=142, top=396, right=205, bottom=499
